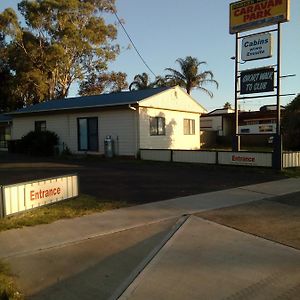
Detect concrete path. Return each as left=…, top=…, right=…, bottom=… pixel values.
left=120, top=216, right=300, bottom=300
left=1, top=178, right=299, bottom=259
left=8, top=218, right=180, bottom=300
left=1, top=178, right=300, bottom=299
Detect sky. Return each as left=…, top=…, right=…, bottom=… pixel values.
left=0, top=0, right=299, bottom=112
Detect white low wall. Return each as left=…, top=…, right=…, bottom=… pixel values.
left=283, top=152, right=300, bottom=168
left=173, top=150, right=216, bottom=164
left=140, top=149, right=171, bottom=162
left=1, top=174, right=78, bottom=217
left=218, top=152, right=273, bottom=167
left=140, top=149, right=273, bottom=168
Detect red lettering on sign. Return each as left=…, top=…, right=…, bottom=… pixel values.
left=232, top=155, right=255, bottom=163
left=234, top=0, right=283, bottom=22
left=30, top=187, right=62, bottom=201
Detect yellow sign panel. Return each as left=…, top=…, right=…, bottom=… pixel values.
left=230, top=0, right=290, bottom=34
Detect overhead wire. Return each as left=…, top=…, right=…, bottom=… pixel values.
left=113, top=11, right=157, bottom=78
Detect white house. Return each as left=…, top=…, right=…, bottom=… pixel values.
left=0, top=114, right=12, bottom=150
left=8, top=86, right=207, bottom=156
left=200, top=108, right=235, bottom=137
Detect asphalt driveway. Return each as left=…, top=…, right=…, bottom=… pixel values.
left=0, top=152, right=285, bottom=204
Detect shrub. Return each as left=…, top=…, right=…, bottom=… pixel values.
left=282, top=94, right=300, bottom=150
left=20, top=131, right=59, bottom=156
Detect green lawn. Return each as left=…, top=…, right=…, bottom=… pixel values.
left=0, top=194, right=128, bottom=232
left=283, top=167, right=300, bottom=178
left=0, top=261, right=23, bottom=300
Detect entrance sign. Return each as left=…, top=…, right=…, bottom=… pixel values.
left=218, top=152, right=273, bottom=167
left=230, top=0, right=290, bottom=34
left=1, top=174, right=78, bottom=217
left=240, top=67, right=274, bottom=94
left=241, top=33, right=272, bottom=61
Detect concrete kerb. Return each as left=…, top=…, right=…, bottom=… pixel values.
left=0, top=178, right=300, bottom=260
left=108, top=215, right=190, bottom=300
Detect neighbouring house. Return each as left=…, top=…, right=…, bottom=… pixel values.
left=200, top=108, right=234, bottom=147
left=200, top=105, right=285, bottom=148
left=0, top=114, right=12, bottom=151
left=238, top=105, right=285, bottom=146
left=239, top=105, right=285, bottom=135
left=7, top=86, right=207, bottom=156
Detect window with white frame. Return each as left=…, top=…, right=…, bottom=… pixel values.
left=200, top=119, right=213, bottom=128
left=150, top=117, right=166, bottom=136
left=77, top=117, right=99, bottom=151
left=184, top=119, right=195, bottom=135
left=35, top=121, right=46, bottom=132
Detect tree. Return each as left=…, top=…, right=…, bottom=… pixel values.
left=164, top=56, right=218, bottom=96
left=79, top=71, right=128, bottom=96
left=282, top=94, right=300, bottom=150
left=223, top=102, right=232, bottom=109
left=129, top=73, right=171, bottom=91
left=0, top=33, right=12, bottom=111
left=0, top=0, right=119, bottom=106
left=129, top=73, right=153, bottom=91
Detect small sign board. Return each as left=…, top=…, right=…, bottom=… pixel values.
left=240, top=67, right=274, bottom=95
left=230, top=0, right=290, bottom=34
left=241, top=33, right=272, bottom=61
left=1, top=174, right=78, bottom=217
left=218, top=152, right=273, bottom=167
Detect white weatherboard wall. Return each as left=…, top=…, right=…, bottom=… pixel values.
left=139, top=86, right=207, bottom=114
left=2, top=175, right=78, bottom=217
left=138, top=87, right=205, bottom=150
left=201, top=116, right=223, bottom=131
left=12, top=109, right=137, bottom=156
left=139, top=107, right=201, bottom=150
left=218, top=152, right=272, bottom=167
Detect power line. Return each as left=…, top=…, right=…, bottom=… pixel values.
left=114, top=12, right=157, bottom=78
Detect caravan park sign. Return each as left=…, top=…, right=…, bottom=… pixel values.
left=230, top=0, right=290, bottom=34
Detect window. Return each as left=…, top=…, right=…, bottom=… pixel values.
left=200, top=119, right=212, bottom=128
left=150, top=117, right=165, bottom=136
left=184, top=119, right=195, bottom=135
left=259, top=125, right=273, bottom=133
left=241, top=128, right=250, bottom=133
left=77, top=117, right=99, bottom=151
left=35, top=121, right=46, bottom=132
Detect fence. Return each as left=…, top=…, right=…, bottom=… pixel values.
left=0, top=174, right=78, bottom=218
left=140, top=149, right=273, bottom=168
left=283, top=152, right=300, bottom=168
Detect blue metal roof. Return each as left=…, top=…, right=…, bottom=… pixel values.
left=0, top=114, right=12, bottom=123
left=9, top=87, right=170, bottom=115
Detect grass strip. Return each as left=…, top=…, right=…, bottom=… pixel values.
left=0, top=194, right=128, bottom=232
left=0, top=261, right=23, bottom=300
left=283, top=167, right=300, bottom=178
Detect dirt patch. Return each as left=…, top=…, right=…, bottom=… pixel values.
left=197, top=192, right=300, bottom=249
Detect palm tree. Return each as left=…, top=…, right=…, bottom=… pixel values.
left=129, top=73, right=153, bottom=91
left=223, top=102, right=232, bottom=109
left=165, top=56, right=218, bottom=96
left=129, top=73, right=172, bottom=91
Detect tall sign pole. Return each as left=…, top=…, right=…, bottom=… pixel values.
left=229, top=0, right=290, bottom=170
left=233, top=32, right=240, bottom=152
left=274, top=23, right=282, bottom=169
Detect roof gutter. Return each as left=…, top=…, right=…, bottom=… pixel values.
left=8, top=101, right=140, bottom=116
